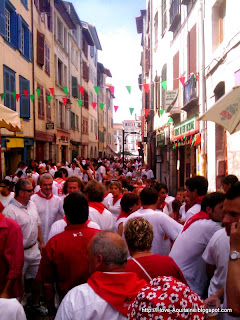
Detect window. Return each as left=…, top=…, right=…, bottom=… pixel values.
left=18, top=15, right=32, bottom=60
left=76, top=115, right=79, bottom=130
left=162, top=0, right=167, bottom=35
left=57, top=18, right=63, bottom=45
left=58, top=101, right=63, bottom=128
left=83, top=90, right=89, bottom=109
left=37, top=84, right=44, bottom=118
left=19, top=76, right=30, bottom=118
left=82, top=60, right=89, bottom=82
left=90, top=46, right=94, bottom=58
left=57, top=58, right=63, bottom=85
left=1, top=1, right=18, bottom=48
left=46, top=90, right=51, bottom=120
left=154, top=12, right=158, bottom=49
left=94, top=120, right=97, bottom=134
left=71, top=111, right=75, bottom=130
left=45, top=43, right=50, bottom=74
left=212, top=0, right=226, bottom=52
left=72, top=76, right=78, bottom=98
left=3, top=65, right=16, bottom=111
left=5, top=8, right=10, bottom=41
left=82, top=35, right=88, bottom=57
left=91, top=119, right=93, bottom=132
left=37, top=31, right=44, bottom=66
left=82, top=117, right=88, bottom=134
left=64, top=27, right=68, bottom=52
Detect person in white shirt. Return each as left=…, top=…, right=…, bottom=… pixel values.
left=96, top=162, right=106, bottom=183
left=170, top=192, right=225, bottom=298
left=0, top=179, right=14, bottom=209
left=154, top=182, right=171, bottom=215
left=0, top=298, right=27, bottom=320
left=141, top=164, right=154, bottom=179
left=31, top=173, right=65, bottom=245
left=67, top=161, right=81, bottom=177
left=55, top=231, right=146, bottom=320
left=107, top=181, right=122, bottom=223
left=123, top=187, right=183, bottom=256
left=85, top=180, right=113, bottom=230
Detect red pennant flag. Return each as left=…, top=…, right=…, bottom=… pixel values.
left=114, top=106, right=119, bottom=112
left=78, top=86, right=84, bottom=95
left=143, top=84, right=150, bottom=93
left=145, top=109, right=150, bottom=117
left=179, top=76, right=185, bottom=86
left=16, top=94, right=21, bottom=101
left=108, top=86, right=114, bottom=95
left=23, top=90, right=28, bottom=98
left=92, top=102, right=97, bottom=109
left=49, top=88, right=54, bottom=96
left=195, top=74, right=199, bottom=81
left=62, top=97, right=68, bottom=105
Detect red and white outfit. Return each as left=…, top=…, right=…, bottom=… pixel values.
left=88, top=202, right=113, bottom=230
left=31, top=191, right=65, bottom=244
left=123, top=208, right=183, bottom=256
left=55, top=272, right=146, bottom=320
left=53, top=178, right=65, bottom=198
left=108, top=194, right=122, bottom=223
left=102, top=192, right=112, bottom=208
left=0, top=192, right=14, bottom=209
left=185, top=195, right=205, bottom=222
left=170, top=211, right=223, bottom=297
left=67, top=167, right=81, bottom=177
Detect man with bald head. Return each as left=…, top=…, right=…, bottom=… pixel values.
left=55, top=231, right=147, bottom=320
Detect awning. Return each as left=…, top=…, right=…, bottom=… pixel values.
left=198, top=86, right=240, bottom=134
left=0, top=104, right=21, bottom=132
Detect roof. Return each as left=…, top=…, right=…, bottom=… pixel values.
left=54, top=0, right=75, bottom=29
left=88, top=24, right=102, bottom=50
left=81, top=21, right=94, bottom=46
left=63, top=1, right=82, bottom=26
left=97, top=63, right=112, bottom=77
left=136, top=10, right=146, bottom=34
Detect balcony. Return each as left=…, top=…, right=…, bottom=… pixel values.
left=169, top=0, right=181, bottom=32
left=182, top=74, right=198, bottom=112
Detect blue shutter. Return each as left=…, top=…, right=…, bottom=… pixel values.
left=29, top=30, right=32, bottom=61
left=25, top=27, right=29, bottom=59
left=4, top=66, right=16, bottom=111
left=20, top=76, right=30, bottom=118
left=0, top=0, right=6, bottom=37
left=11, top=10, right=18, bottom=48
left=18, top=14, right=22, bottom=52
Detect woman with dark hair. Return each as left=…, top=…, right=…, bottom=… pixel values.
left=107, top=181, right=123, bottom=223
left=221, top=174, right=238, bottom=193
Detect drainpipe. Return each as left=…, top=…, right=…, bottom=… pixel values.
left=31, top=0, right=36, bottom=159
left=79, top=27, right=83, bottom=157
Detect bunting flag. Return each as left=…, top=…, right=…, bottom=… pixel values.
left=159, top=109, right=165, bottom=117
left=108, top=86, right=114, bottom=95
left=194, top=74, right=199, bottom=81
left=49, top=88, right=54, bottom=96
left=12, top=92, right=17, bottom=99
left=167, top=117, right=173, bottom=124
left=1, top=93, right=5, bottom=100
left=183, top=135, right=186, bottom=140
left=62, top=97, right=68, bottom=105
left=30, top=94, right=35, bottom=102
left=143, top=83, right=150, bottom=93
left=23, top=90, right=29, bottom=98
left=173, top=145, right=176, bottom=150
left=77, top=99, right=83, bottom=107
left=99, top=103, right=104, bottom=111
left=179, top=76, right=185, bottom=87
left=94, top=86, right=99, bottom=96
left=178, top=142, right=181, bottom=147
left=129, top=107, right=134, bottom=115
left=36, top=88, right=41, bottom=97
left=62, top=87, right=69, bottom=96
left=47, top=96, right=52, bottom=103
left=190, top=136, right=196, bottom=148
left=92, top=102, right=97, bottom=109
left=145, top=109, right=150, bottom=117
left=161, top=81, right=167, bottom=91
left=78, top=86, right=84, bottom=96
left=126, top=86, right=131, bottom=94
left=16, top=94, right=21, bottom=101
left=114, top=106, right=119, bottom=112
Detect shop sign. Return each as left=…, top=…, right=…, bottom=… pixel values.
left=165, top=90, right=181, bottom=113
left=156, top=132, right=165, bottom=147
left=46, top=122, right=54, bottom=130
left=174, top=115, right=199, bottom=139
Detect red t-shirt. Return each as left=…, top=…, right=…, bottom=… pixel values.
left=125, top=254, right=187, bottom=284
left=37, top=223, right=100, bottom=301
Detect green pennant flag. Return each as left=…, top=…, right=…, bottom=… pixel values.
left=191, top=137, right=196, bottom=148
left=167, top=117, right=173, bottom=124
left=77, top=100, right=83, bottom=107
left=62, top=87, right=69, bottom=96
left=36, top=88, right=41, bottom=97
left=12, top=91, right=16, bottom=99
left=47, top=95, right=52, bottom=103
left=161, top=80, right=167, bottom=91
left=129, top=107, right=134, bottom=115
left=159, top=109, right=165, bottom=117
left=94, top=86, right=99, bottom=96
left=126, top=86, right=131, bottom=94
left=173, top=145, right=176, bottom=150
left=99, top=103, right=104, bottom=111
left=1, top=93, right=6, bottom=100
left=30, top=95, right=35, bottom=102
left=183, top=135, right=186, bottom=140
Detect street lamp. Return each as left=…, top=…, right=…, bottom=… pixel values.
left=122, top=129, right=138, bottom=166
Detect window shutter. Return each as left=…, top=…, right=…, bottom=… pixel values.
left=47, top=4, right=53, bottom=32
left=29, top=31, right=32, bottom=61
left=72, top=76, right=78, bottom=98
left=18, top=15, right=22, bottom=52
left=0, top=0, right=6, bottom=37
left=37, top=31, right=45, bottom=66
left=20, top=76, right=30, bottom=118
left=11, top=11, right=18, bottom=48
left=10, top=72, right=15, bottom=110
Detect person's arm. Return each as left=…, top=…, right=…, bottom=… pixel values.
left=204, top=286, right=224, bottom=308
left=226, top=219, right=240, bottom=316
left=38, top=226, right=45, bottom=252
left=75, top=159, right=84, bottom=172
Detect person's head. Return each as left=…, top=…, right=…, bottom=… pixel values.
left=221, top=175, right=238, bottom=193
left=39, top=173, right=53, bottom=197
left=185, top=176, right=208, bottom=201
left=87, top=231, right=128, bottom=274
left=120, top=193, right=140, bottom=214
left=59, top=167, right=68, bottom=179
left=141, top=174, right=147, bottom=183
left=201, top=192, right=225, bottom=222
left=15, top=179, right=33, bottom=204
left=222, top=182, right=240, bottom=236
left=172, top=199, right=182, bottom=213
left=5, top=169, right=12, bottom=176
left=71, top=161, right=76, bottom=169
left=110, top=181, right=122, bottom=197
left=85, top=180, right=105, bottom=202
left=0, top=179, right=11, bottom=196
left=17, top=170, right=23, bottom=178
left=54, top=170, right=63, bottom=179
left=63, top=176, right=84, bottom=194
left=139, top=187, right=158, bottom=207
left=63, top=192, right=88, bottom=224
left=56, top=162, right=62, bottom=170
left=154, top=182, right=168, bottom=204
left=124, top=218, right=153, bottom=254
left=176, top=187, right=186, bottom=203
left=18, top=161, right=25, bottom=169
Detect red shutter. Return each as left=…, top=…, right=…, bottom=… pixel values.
left=37, top=31, right=45, bottom=66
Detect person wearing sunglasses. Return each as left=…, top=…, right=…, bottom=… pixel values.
left=0, top=179, right=14, bottom=210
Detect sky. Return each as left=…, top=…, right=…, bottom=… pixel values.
left=70, top=0, right=146, bottom=123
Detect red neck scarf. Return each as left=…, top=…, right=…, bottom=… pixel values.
left=117, top=209, right=129, bottom=221
left=182, top=210, right=210, bottom=232
left=88, top=271, right=147, bottom=316
left=36, top=190, right=54, bottom=200
left=54, top=178, right=64, bottom=184
left=104, top=192, right=109, bottom=198
left=0, top=202, right=4, bottom=213
left=0, top=212, right=5, bottom=221
left=112, top=194, right=123, bottom=205
left=89, top=202, right=105, bottom=214
left=159, top=201, right=167, bottom=210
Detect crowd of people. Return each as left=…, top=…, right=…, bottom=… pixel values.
left=0, top=157, right=240, bottom=320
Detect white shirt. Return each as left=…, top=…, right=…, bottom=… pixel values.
left=185, top=203, right=201, bottom=222
left=0, top=192, right=14, bottom=208
left=102, top=193, right=113, bottom=208
left=123, top=208, right=183, bottom=256
left=31, top=192, right=65, bottom=244
left=0, top=298, right=26, bottom=320
left=89, top=206, right=113, bottom=230
left=55, top=283, right=126, bottom=320
left=202, top=228, right=230, bottom=296
left=68, top=167, right=81, bottom=177
left=169, top=219, right=223, bottom=297
left=97, top=166, right=106, bottom=182
left=107, top=197, right=122, bottom=223
left=3, top=199, right=40, bottom=248
left=141, top=169, right=154, bottom=179
left=179, top=204, right=187, bottom=222
left=52, top=179, right=65, bottom=198
left=48, top=219, right=100, bottom=241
